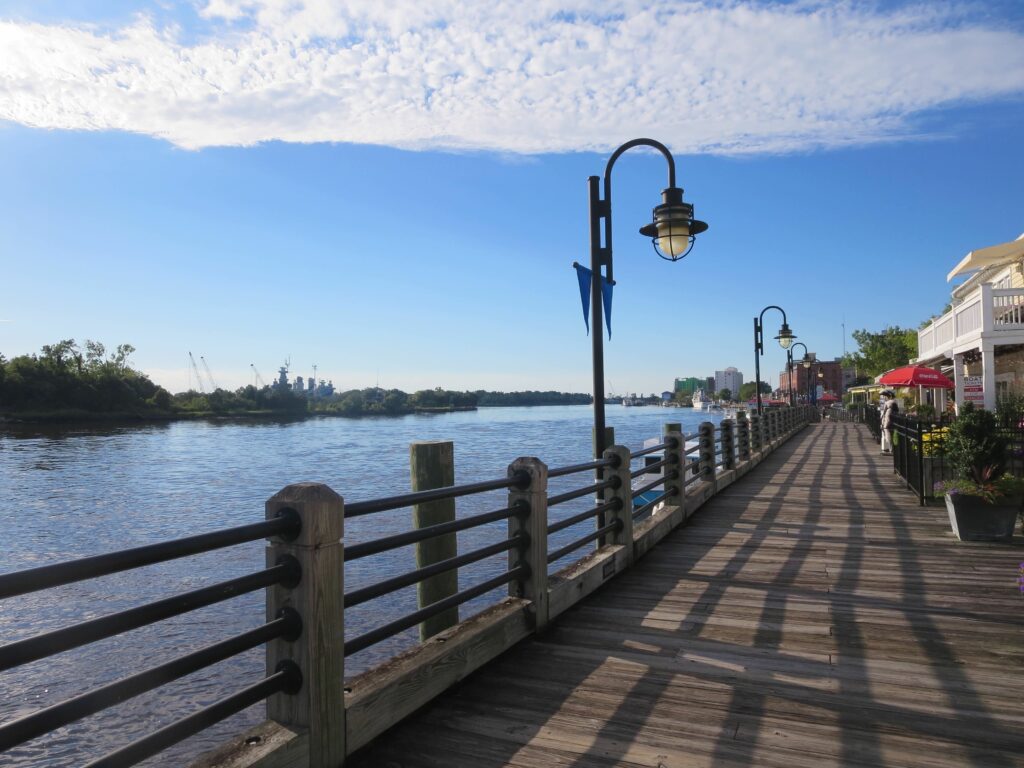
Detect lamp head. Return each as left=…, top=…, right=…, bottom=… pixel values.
left=774, top=322, right=795, bottom=350
left=801, top=355, right=812, bottom=369
left=639, top=187, right=708, bottom=261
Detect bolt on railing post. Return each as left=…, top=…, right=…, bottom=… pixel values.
left=662, top=422, right=686, bottom=513
left=265, top=483, right=346, bottom=767
left=410, top=441, right=459, bottom=640
left=749, top=412, right=763, bottom=453
left=720, top=419, right=736, bottom=471
left=736, top=411, right=751, bottom=462
left=592, top=426, right=615, bottom=537
left=602, top=445, right=634, bottom=565
left=508, top=457, right=549, bottom=630
left=698, top=421, right=715, bottom=482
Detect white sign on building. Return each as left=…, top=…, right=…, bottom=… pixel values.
left=963, top=375, right=984, bottom=406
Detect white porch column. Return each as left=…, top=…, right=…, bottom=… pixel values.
left=953, top=354, right=965, bottom=416
left=982, top=343, right=996, bottom=411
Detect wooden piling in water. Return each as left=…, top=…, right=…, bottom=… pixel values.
left=410, top=441, right=458, bottom=641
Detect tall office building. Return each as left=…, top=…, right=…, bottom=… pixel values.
left=714, top=367, right=743, bottom=395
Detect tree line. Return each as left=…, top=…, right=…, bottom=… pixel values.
left=0, top=341, right=593, bottom=420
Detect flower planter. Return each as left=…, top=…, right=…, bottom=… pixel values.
left=944, top=494, right=1019, bottom=541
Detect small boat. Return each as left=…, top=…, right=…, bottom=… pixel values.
left=631, top=436, right=701, bottom=520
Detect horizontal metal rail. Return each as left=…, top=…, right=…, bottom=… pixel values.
left=548, top=477, right=618, bottom=507
left=345, top=535, right=526, bottom=608
left=547, top=456, right=618, bottom=478
left=345, top=502, right=525, bottom=561
left=0, top=613, right=299, bottom=752
left=0, top=512, right=300, bottom=601
left=632, top=472, right=673, bottom=499
left=82, top=663, right=301, bottom=768
left=547, top=520, right=622, bottom=564
left=684, top=443, right=701, bottom=455
left=630, top=439, right=676, bottom=459
left=345, top=471, right=530, bottom=518
left=632, top=488, right=675, bottom=520
left=547, top=497, right=620, bottom=535
left=345, top=567, right=527, bottom=656
left=631, top=456, right=672, bottom=478
left=0, top=561, right=297, bottom=672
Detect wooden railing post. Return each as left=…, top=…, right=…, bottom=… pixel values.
left=410, top=441, right=458, bottom=640
left=736, top=411, right=751, bottom=462
left=266, top=483, right=346, bottom=767
left=602, top=445, right=634, bottom=565
left=720, top=419, right=736, bottom=471
left=749, top=412, right=763, bottom=453
left=662, top=422, right=686, bottom=511
left=767, top=410, right=778, bottom=443
left=508, top=457, right=549, bottom=630
left=593, top=426, right=615, bottom=537
left=698, top=421, right=715, bottom=482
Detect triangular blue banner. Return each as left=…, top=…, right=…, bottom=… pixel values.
left=573, top=263, right=591, bottom=334
left=602, top=277, right=613, bottom=339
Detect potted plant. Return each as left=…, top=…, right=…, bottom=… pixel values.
left=936, top=403, right=1021, bottom=541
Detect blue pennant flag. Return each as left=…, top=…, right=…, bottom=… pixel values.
left=602, top=277, right=613, bottom=339
left=573, top=262, right=613, bottom=339
left=573, top=262, right=592, bottom=334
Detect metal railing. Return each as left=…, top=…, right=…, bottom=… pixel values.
left=0, top=406, right=816, bottom=767
left=0, top=511, right=304, bottom=766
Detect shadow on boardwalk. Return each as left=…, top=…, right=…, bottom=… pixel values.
left=350, top=422, right=1024, bottom=768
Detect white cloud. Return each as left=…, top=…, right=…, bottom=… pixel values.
left=0, top=1, right=1022, bottom=154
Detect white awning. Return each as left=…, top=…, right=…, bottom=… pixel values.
left=947, top=232, right=1024, bottom=282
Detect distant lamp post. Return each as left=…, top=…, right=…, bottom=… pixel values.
left=787, top=342, right=809, bottom=406
left=802, top=353, right=814, bottom=404
left=582, top=138, right=708, bottom=457
left=753, top=306, right=794, bottom=415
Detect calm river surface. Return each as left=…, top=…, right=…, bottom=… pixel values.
left=0, top=404, right=724, bottom=766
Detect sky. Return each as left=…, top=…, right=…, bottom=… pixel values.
left=1, top=0, right=1023, bottom=395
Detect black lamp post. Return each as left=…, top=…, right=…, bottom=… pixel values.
left=582, top=138, right=707, bottom=458
left=753, top=306, right=794, bottom=415
left=801, top=352, right=815, bottom=404
left=787, top=342, right=809, bottom=406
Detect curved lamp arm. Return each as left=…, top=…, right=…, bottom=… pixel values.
left=755, top=305, right=791, bottom=355
left=600, top=138, right=677, bottom=283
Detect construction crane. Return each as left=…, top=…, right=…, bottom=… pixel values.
left=251, top=364, right=266, bottom=388
left=188, top=352, right=205, bottom=394
left=200, top=356, right=218, bottom=392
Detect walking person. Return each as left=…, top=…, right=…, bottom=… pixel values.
left=879, top=390, right=898, bottom=453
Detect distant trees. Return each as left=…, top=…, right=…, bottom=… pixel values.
left=716, top=388, right=733, bottom=402
left=474, top=390, right=590, bottom=407
left=842, top=326, right=917, bottom=377
left=738, top=381, right=772, bottom=401
left=0, top=339, right=170, bottom=414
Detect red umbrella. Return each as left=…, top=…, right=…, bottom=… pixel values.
left=878, top=365, right=954, bottom=389
left=819, top=393, right=840, bottom=402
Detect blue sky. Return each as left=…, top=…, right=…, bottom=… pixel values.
left=1, top=1, right=1023, bottom=394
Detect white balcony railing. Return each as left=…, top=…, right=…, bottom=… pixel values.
left=917, top=284, right=1024, bottom=360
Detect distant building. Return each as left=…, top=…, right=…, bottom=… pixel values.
left=661, top=391, right=673, bottom=402
left=779, top=358, right=852, bottom=401
left=673, top=377, right=705, bottom=396
left=714, top=367, right=743, bottom=395
left=705, top=376, right=716, bottom=394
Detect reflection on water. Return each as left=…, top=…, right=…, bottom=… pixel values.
left=0, top=405, right=722, bottom=766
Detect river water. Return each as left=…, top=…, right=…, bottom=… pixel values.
left=0, top=404, right=724, bottom=766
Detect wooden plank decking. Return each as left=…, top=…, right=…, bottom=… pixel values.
left=349, top=422, right=1024, bottom=768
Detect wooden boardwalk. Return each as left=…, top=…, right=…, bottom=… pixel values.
left=350, top=422, right=1024, bottom=768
